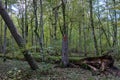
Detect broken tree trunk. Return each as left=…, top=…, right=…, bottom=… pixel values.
left=0, top=0, right=39, bottom=70
left=81, top=55, right=114, bottom=71
left=74, top=55, right=114, bottom=71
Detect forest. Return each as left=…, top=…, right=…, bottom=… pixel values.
left=0, top=0, right=120, bottom=80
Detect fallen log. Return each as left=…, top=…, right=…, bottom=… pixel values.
left=70, top=54, right=120, bottom=76
left=54, top=50, right=120, bottom=76
left=83, top=55, right=113, bottom=71
left=72, top=55, right=113, bottom=70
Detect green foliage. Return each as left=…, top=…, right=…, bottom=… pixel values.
left=26, top=42, right=32, bottom=50
left=7, top=68, right=31, bottom=80
left=39, top=62, right=53, bottom=75
left=44, top=46, right=61, bottom=56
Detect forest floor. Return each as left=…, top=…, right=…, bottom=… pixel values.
left=0, top=58, right=120, bottom=80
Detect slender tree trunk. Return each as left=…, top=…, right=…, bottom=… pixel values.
left=33, top=0, right=40, bottom=53
left=97, top=0, right=102, bottom=54
left=83, top=23, right=87, bottom=56
left=39, top=0, right=44, bottom=60
left=0, top=18, right=3, bottom=52
left=53, top=3, right=59, bottom=40
left=30, top=18, right=34, bottom=46
left=25, top=0, right=28, bottom=43
left=33, top=0, right=38, bottom=39
left=78, top=22, right=82, bottom=53
left=48, top=14, right=53, bottom=45
left=3, top=0, right=7, bottom=61
left=82, top=0, right=87, bottom=56
left=89, top=0, right=99, bottom=55
left=69, top=22, right=73, bottom=51
left=0, top=0, right=39, bottom=70
left=105, top=0, right=111, bottom=48
left=112, top=0, right=118, bottom=52
left=21, top=13, right=25, bottom=39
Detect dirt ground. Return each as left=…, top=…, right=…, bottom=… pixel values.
left=0, top=58, right=120, bottom=80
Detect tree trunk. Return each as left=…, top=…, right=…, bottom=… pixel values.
left=112, top=0, right=118, bottom=52
left=3, top=0, right=7, bottom=61
left=82, top=0, right=87, bottom=56
left=53, top=3, right=59, bottom=40
left=33, top=0, right=39, bottom=47
left=39, top=0, right=44, bottom=60
left=0, top=0, right=39, bottom=70
left=25, top=0, right=28, bottom=43
left=78, top=22, right=82, bottom=53
left=30, top=18, right=34, bottom=46
left=89, top=0, right=98, bottom=55
left=0, top=8, right=3, bottom=53
left=61, top=0, right=69, bottom=67
left=62, top=34, right=69, bottom=66
left=21, top=13, right=25, bottom=39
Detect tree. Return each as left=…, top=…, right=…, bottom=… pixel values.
left=24, top=0, right=28, bottom=43
left=89, top=0, right=99, bottom=55
left=112, top=0, right=118, bottom=52
left=3, top=0, right=7, bottom=61
left=39, top=0, right=44, bottom=60
left=61, top=0, right=69, bottom=67
left=0, top=0, right=39, bottom=70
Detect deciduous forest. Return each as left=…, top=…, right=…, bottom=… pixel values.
left=0, top=0, right=120, bottom=80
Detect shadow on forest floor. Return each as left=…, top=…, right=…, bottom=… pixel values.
left=0, top=58, right=120, bottom=80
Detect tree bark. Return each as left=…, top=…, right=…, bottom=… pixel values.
left=62, top=34, right=69, bottom=67
left=61, top=0, right=69, bottom=67
left=0, top=0, right=39, bottom=70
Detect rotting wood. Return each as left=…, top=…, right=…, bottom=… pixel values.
left=70, top=54, right=120, bottom=76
